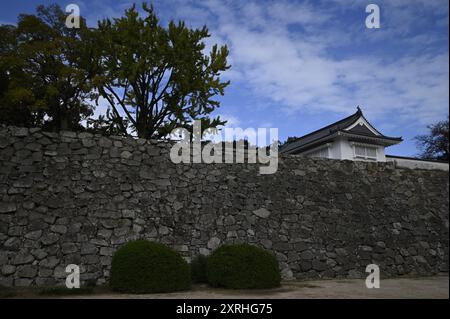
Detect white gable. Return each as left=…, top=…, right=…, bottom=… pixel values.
left=343, top=116, right=381, bottom=136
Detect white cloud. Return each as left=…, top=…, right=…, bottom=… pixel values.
left=219, top=114, right=241, bottom=128
left=187, top=0, right=449, bottom=127
left=83, top=0, right=449, bottom=133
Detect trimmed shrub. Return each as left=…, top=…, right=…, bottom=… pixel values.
left=207, top=244, right=281, bottom=289
left=110, top=240, right=191, bottom=293
left=191, top=255, right=208, bottom=283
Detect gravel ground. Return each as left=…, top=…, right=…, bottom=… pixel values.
left=64, top=274, right=449, bottom=299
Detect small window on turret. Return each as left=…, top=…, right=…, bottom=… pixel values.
left=355, top=145, right=377, bottom=160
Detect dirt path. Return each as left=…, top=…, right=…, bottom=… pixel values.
left=68, top=275, right=448, bottom=299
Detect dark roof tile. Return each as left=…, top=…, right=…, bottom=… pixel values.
left=281, top=107, right=402, bottom=154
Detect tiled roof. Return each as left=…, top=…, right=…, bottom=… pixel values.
left=281, top=107, right=402, bottom=154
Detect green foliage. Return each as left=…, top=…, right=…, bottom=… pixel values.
left=110, top=240, right=191, bottom=293
left=0, top=24, right=37, bottom=128
left=0, top=4, right=98, bottom=131
left=1, top=3, right=230, bottom=137
left=86, top=108, right=131, bottom=137
left=94, top=3, right=230, bottom=138
left=207, top=244, right=281, bottom=289
left=415, top=117, right=449, bottom=161
left=191, top=255, right=209, bottom=284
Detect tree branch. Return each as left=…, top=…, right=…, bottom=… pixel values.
left=104, top=85, right=137, bottom=127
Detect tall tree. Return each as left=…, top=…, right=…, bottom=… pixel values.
left=0, top=24, right=46, bottom=128
left=94, top=3, right=230, bottom=139
left=415, top=117, right=449, bottom=161
left=0, top=4, right=97, bottom=131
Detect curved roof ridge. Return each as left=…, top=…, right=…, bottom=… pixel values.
left=281, top=107, right=402, bottom=154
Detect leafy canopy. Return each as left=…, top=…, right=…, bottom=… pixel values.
left=0, top=3, right=230, bottom=137
left=94, top=3, right=230, bottom=139
left=0, top=4, right=97, bottom=131
left=415, top=117, right=449, bottom=161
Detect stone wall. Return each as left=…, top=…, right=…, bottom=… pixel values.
left=0, top=125, right=448, bottom=287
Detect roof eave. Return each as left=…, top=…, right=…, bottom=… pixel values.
left=282, top=132, right=339, bottom=154
left=340, top=131, right=403, bottom=146
left=280, top=109, right=362, bottom=152
left=282, top=131, right=402, bottom=154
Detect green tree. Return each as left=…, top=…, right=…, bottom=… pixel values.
left=415, top=117, right=449, bottom=161
left=94, top=3, right=230, bottom=139
left=0, top=24, right=41, bottom=127
left=86, top=108, right=131, bottom=136
left=0, top=4, right=97, bottom=131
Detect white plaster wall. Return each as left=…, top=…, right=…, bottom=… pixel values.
left=376, top=146, right=386, bottom=162
left=338, top=137, right=354, bottom=160
left=302, top=138, right=388, bottom=162
left=299, top=138, right=447, bottom=168
left=386, top=157, right=449, bottom=171
left=328, top=139, right=342, bottom=160
left=335, top=137, right=387, bottom=162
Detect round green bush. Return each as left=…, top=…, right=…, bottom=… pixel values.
left=191, top=255, right=208, bottom=284
left=206, top=244, right=281, bottom=289
left=110, top=240, right=191, bottom=293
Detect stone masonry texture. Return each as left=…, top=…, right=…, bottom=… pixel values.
left=0, top=125, right=448, bottom=287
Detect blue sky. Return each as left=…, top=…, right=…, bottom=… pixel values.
left=0, top=0, right=448, bottom=156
